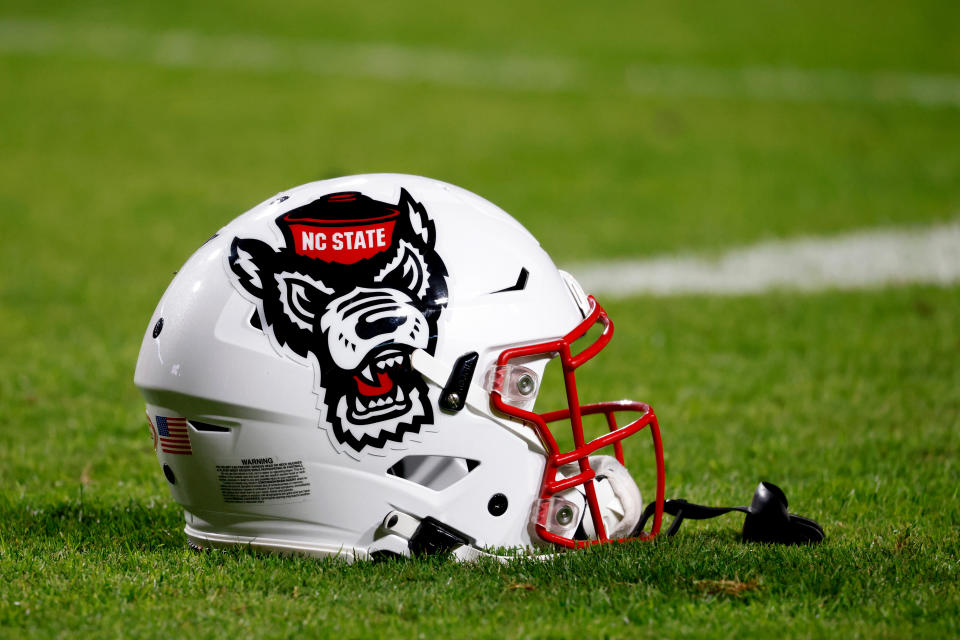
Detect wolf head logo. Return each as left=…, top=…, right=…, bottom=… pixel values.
left=227, top=189, right=448, bottom=455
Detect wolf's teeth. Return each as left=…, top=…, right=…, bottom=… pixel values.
left=393, top=356, right=403, bottom=367
left=354, top=396, right=365, bottom=413
left=377, top=360, right=386, bottom=369
left=396, top=386, right=404, bottom=402
left=361, top=365, right=374, bottom=381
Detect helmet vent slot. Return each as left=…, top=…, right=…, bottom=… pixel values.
left=387, top=455, right=479, bottom=491
left=489, top=267, right=529, bottom=294
left=188, top=420, right=231, bottom=433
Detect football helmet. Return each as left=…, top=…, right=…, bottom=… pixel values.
left=134, top=174, right=664, bottom=560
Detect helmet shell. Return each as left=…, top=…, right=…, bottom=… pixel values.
left=135, top=174, right=585, bottom=557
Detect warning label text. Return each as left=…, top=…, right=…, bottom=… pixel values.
left=216, top=459, right=311, bottom=504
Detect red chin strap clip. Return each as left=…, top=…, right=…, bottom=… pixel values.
left=490, top=297, right=665, bottom=549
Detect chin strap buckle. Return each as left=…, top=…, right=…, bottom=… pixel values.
left=381, top=510, right=471, bottom=556
left=635, top=481, right=825, bottom=545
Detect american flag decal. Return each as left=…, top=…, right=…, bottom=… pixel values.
left=155, top=416, right=192, bottom=455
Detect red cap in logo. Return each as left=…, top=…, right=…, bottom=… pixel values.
left=281, top=192, right=399, bottom=264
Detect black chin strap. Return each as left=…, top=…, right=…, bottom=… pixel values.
left=636, top=481, right=825, bottom=545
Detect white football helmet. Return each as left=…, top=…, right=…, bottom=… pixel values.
left=134, top=174, right=664, bottom=560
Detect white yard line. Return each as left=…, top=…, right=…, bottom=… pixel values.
left=567, top=222, right=960, bottom=297
left=0, top=19, right=576, bottom=92
left=2, top=18, right=960, bottom=107
left=625, top=65, right=960, bottom=108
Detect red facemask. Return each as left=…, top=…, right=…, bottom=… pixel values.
left=490, top=297, right=665, bottom=548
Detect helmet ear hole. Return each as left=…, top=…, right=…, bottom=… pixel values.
left=487, top=493, right=508, bottom=516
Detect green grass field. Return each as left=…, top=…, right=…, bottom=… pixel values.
left=1, top=1, right=959, bottom=637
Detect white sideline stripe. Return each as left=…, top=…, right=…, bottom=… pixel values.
left=1, top=18, right=960, bottom=107
left=567, top=222, right=960, bottom=297
left=625, top=65, right=960, bottom=108
left=0, top=19, right=575, bottom=92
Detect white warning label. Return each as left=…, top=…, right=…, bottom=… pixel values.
left=216, top=457, right=311, bottom=504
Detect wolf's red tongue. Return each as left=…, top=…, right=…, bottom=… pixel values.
left=354, top=371, right=394, bottom=396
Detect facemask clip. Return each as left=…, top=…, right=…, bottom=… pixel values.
left=532, top=496, right=582, bottom=539
left=483, top=364, right=540, bottom=411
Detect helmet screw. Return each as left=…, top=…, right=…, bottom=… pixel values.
left=556, top=505, right=574, bottom=526
left=444, top=392, right=460, bottom=407
left=516, top=374, right=535, bottom=396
